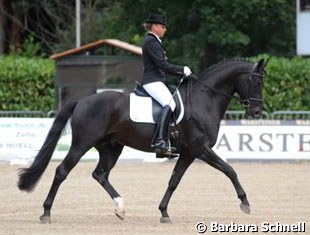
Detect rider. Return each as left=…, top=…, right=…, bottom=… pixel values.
left=141, top=13, right=192, bottom=154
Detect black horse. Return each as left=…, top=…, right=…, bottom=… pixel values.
left=18, top=58, right=268, bottom=224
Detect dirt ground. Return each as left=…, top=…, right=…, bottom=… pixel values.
left=0, top=160, right=309, bottom=235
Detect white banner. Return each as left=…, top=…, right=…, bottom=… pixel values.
left=0, top=118, right=309, bottom=164
left=0, top=118, right=53, bottom=164
left=215, top=123, right=310, bottom=160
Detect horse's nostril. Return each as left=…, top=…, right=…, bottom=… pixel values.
left=255, top=111, right=261, bottom=117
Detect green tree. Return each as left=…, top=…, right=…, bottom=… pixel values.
left=110, top=0, right=296, bottom=71
left=1, top=0, right=296, bottom=69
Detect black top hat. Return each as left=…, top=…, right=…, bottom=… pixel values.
left=145, top=13, right=167, bottom=26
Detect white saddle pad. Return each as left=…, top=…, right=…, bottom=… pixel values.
left=129, top=90, right=184, bottom=124
left=129, top=94, right=155, bottom=123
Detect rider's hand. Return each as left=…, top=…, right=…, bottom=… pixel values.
left=183, top=66, right=192, bottom=77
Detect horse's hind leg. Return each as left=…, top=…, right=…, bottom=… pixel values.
left=40, top=146, right=89, bottom=223
left=198, top=147, right=250, bottom=214
left=92, top=142, right=124, bottom=219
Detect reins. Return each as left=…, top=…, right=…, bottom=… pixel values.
left=175, top=68, right=264, bottom=119
left=178, top=74, right=248, bottom=107
left=191, top=75, right=244, bottom=103
left=176, top=76, right=194, bottom=119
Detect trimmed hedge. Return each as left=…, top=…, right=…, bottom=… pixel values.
left=0, top=55, right=309, bottom=112
left=262, top=56, right=310, bottom=112
left=0, top=56, right=55, bottom=111
left=229, top=55, right=310, bottom=112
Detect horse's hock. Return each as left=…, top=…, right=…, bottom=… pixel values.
left=50, top=39, right=143, bottom=110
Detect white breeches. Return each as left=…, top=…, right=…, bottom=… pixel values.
left=143, top=82, right=176, bottom=111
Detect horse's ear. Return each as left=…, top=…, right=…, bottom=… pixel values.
left=257, top=58, right=265, bottom=69
left=263, top=57, right=271, bottom=68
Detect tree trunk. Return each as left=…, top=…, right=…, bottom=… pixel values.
left=0, top=0, right=4, bottom=54
left=8, top=3, right=24, bottom=51
left=0, top=0, right=25, bottom=54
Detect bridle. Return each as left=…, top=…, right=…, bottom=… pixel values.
left=241, top=72, right=264, bottom=108
left=182, top=69, right=265, bottom=109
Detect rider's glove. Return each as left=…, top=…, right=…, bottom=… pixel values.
left=183, top=66, right=192, bottom=77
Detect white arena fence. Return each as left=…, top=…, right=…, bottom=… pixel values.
left=1, top=110, right=310, bottom=120
left=0, top=111, right=309, bottom=164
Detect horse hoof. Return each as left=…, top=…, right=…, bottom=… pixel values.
left=113, top=197, right=125, bottom=220
left=40, top=215, right=51, bottom=224
left=115, top=209, right=126, bottom=220
left=240, top=203, right=251, bottom=214
left=160, top=217, right=172, bottom=223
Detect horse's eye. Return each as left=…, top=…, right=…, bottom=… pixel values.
left=242, top=100, right=250, bottom=107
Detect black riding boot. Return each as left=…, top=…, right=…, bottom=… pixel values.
left=153, top=105, right=172, bottom=154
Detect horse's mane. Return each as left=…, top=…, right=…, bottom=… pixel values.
left=199, top=57, right=252, bottom=79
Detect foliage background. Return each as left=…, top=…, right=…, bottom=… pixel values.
left=0, top=55, right=309, bottom=112
left=0, top=0, right=309, bottom=112
left=0, top=56, right=54, bottom=111
left=0, top=0, right=296, bottom=67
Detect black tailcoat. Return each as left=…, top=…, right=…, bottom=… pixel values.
left=141, top=33, right=183, bottom=85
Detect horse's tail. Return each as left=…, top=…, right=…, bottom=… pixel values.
left=18, top=101, right=78, bottom=192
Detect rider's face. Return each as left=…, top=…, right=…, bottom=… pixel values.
left=152, top=24, right=167, bottom=38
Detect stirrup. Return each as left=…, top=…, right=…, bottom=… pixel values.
left=153, top=139, right=177, bottom=156
left=152, top=139, right=168, bottom=152
left=154, top=146, right=177, bottom=154
left=156, top=149, right=179, bottom=159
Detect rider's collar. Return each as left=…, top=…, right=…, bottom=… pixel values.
left=148, top=32, right=162, bottom=43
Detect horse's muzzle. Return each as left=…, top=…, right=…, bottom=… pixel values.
left=253, top=110, right=262, bottom=118
left=245, top=109, right=262, bottom=119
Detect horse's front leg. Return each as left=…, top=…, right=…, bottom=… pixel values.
left=159, top=150, right=194, bottom=223
left=197, top=146, right=250, bottom=214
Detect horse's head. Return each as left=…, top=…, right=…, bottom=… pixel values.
left=240, top=58, right=268, bottom=119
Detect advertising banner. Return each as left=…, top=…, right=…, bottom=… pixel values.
left=215, top=120, right=310, bottom=160
left=0, top=118, right=309, bottom=164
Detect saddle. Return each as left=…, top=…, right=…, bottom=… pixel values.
left=130, top=82, right=184, bottom=124
left=129, top=82, right=184, bottom=158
